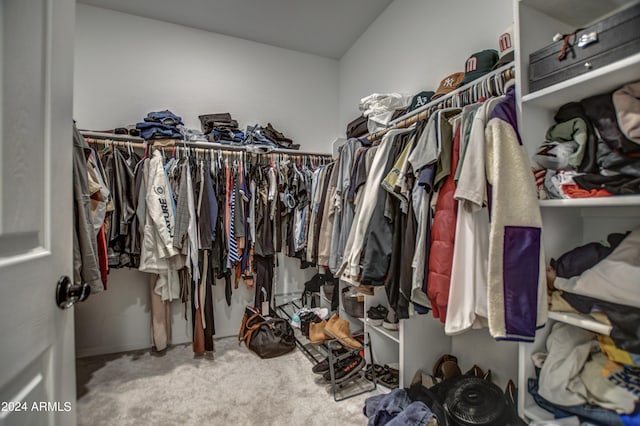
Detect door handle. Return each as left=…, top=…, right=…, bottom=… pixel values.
left=55, top=276, right=91, bottom=309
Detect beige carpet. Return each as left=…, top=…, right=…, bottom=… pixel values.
left=77, top=337, right=378, bottom=426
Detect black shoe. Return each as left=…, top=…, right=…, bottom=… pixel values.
left=312, top=357, right=331, bottom=375
left=323, top=354, right=365, bottom=383
left=312, top=348, right=348, bottom=375
left=366, top=304, right=388, bottom=326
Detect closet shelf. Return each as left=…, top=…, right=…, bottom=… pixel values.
left=539, top=195, right=640, bottom=207
left=522, top=52, right=640, bottom=108
left=520, top=0, right=632, bottom=27
left=339, top=274, right=360, bottom=288
left=547, top=311, right=612, bottom=335
left=367, top=323, right=400, bottom=344
left=522, top=404, right=553, bottom=422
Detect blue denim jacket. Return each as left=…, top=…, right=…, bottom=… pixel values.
left=365, top=388, right=434, bottom=426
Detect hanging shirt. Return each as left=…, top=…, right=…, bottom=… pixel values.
left=340, top=127, right=414, bottom=278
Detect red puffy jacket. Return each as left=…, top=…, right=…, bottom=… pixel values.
left=428, top=123, right=461, bottom=323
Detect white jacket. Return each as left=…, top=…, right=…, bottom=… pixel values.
left=139, top=152, right=183, bottom=301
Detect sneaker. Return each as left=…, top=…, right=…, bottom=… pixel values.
left=323, top=354, right=365, bottom=383
left=366, top=304, right=388, bottom=327
left=382, top=308, right=399, bottom=331
left=300, top=311, right=323, bottom=338
left=311, top=307, right=330, bottom=320
left=290, top=313, right=301, bottom=328
left=311, top=348, right=348, bottom=375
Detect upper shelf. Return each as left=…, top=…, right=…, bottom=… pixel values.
left=539, top=195, right=640, bottom=207
left=520, top=0, right=634, bottom=27
left=522, top=52, right=640, bottom=108
left=547, top=311, right=612, bottom=335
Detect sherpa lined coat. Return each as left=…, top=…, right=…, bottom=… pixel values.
left=484, top=82, right=547, bottom=342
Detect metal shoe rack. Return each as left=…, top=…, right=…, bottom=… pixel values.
left=276, top=297, right=377, bottom=402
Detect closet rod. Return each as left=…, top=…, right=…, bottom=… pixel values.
left=152, top=140, right=333, bottom=158
left=84, top=138, right=146, bottom=150
left=80, top=130, right=332, bottom=158
left=79, top=130, right=145, bottom=142
left=84, top=137, right=334, bottom=160
left=367, top=62, right=515, bottom=142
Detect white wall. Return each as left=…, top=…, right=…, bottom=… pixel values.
left=73, top=4, right=338, bottom=357
left=339, top=0, right=513, bottom=131
left=338, top=0, right=519, bottom=387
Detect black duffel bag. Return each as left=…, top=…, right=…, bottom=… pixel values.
left=238, top=307, right=296, bottom=359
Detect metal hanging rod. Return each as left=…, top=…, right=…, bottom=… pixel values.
left=84, top=138, right=147, bottom=150
left=79, top=130, right=145, bottom=142
left=84, top=138, right=333, bottom=161
left=367, top=62, right=515, bottom=142
left=80, top=131, right=333, bottom=158
left=155, top=140, right=333, bottom=158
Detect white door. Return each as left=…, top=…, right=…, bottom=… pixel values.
left=0, top=0, right=76, bottom=425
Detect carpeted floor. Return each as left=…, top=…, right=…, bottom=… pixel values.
left=76, top=337, right=379, bottom=426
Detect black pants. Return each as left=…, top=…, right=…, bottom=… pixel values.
left=254, top=255, right=274, bottom=315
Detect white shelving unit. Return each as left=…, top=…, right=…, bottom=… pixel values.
left=547, top=311, right=612, bottom=335
left=515, top=0, right=640, bottom=421
left=337, top=279, right=451, bottom=389
left=539, top=195, right=640, bottom=207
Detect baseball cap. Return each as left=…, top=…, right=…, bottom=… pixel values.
left=432, top=73, right=465, bottom=99
left=459, top=49, right=499, bottom=86
left=493, top=25, right=515, bottom=69
left=408, top=91, right=435, bottom=112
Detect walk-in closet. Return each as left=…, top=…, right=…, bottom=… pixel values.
left=0, top=0, right=638, bottom=425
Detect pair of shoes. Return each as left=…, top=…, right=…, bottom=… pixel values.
left=311, top=347, right=349, bottom=375
left=323, top=353, right=365, bottom=383
left=378, top=363, right=400, bottom=389
left=366, top=305, right=388, bottom=327
left=309, top=313, right=343, bottom=345
left=310, top=314, right=362, bottom=349
left=364, top=363, right=386, bottom=381
left=382, top=307, right=399, bottom=331
left=465, top=364, right=492, bottom=381
left=323, top=314, right=362, bottom=349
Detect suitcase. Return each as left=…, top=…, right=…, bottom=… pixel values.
left=528, top=2, right=640, bottom=93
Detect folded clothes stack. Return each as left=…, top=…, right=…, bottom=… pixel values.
left=245, top=123, right=299, bottom=150
left=533, top=80, right=640, bottom=198
left=136, top=110, right=183, bottom=140
left=198, top=112, right=245, bottom=144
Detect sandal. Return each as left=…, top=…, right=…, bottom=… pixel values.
left=378, top=368, right=399, bottom=389
left=364, top=363, right=385, bottom=381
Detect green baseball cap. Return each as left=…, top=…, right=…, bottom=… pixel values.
left=408, top=91, right=435, bottom=112
left=459, top=49, right=499, bottom=86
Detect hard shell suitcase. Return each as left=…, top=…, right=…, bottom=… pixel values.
left=528, top=2, right=640, bottom=93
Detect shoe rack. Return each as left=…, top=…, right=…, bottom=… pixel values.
left=338, top=277, right=452, bottom=389
left=325, top=333, right=377, bottom=402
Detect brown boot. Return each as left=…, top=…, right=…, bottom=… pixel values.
left=309, top=320, right=328, bottom=344
left=324, top=317, right=362, bottom=349
left=324, top=313, right=339, bottom=334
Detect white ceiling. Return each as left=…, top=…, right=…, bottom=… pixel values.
left=78, top=0, right=393, bottom=59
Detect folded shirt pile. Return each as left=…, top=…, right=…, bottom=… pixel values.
left=199, top=112, right=245, bottom=144
left=136, top=110, right=183, bottom=140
